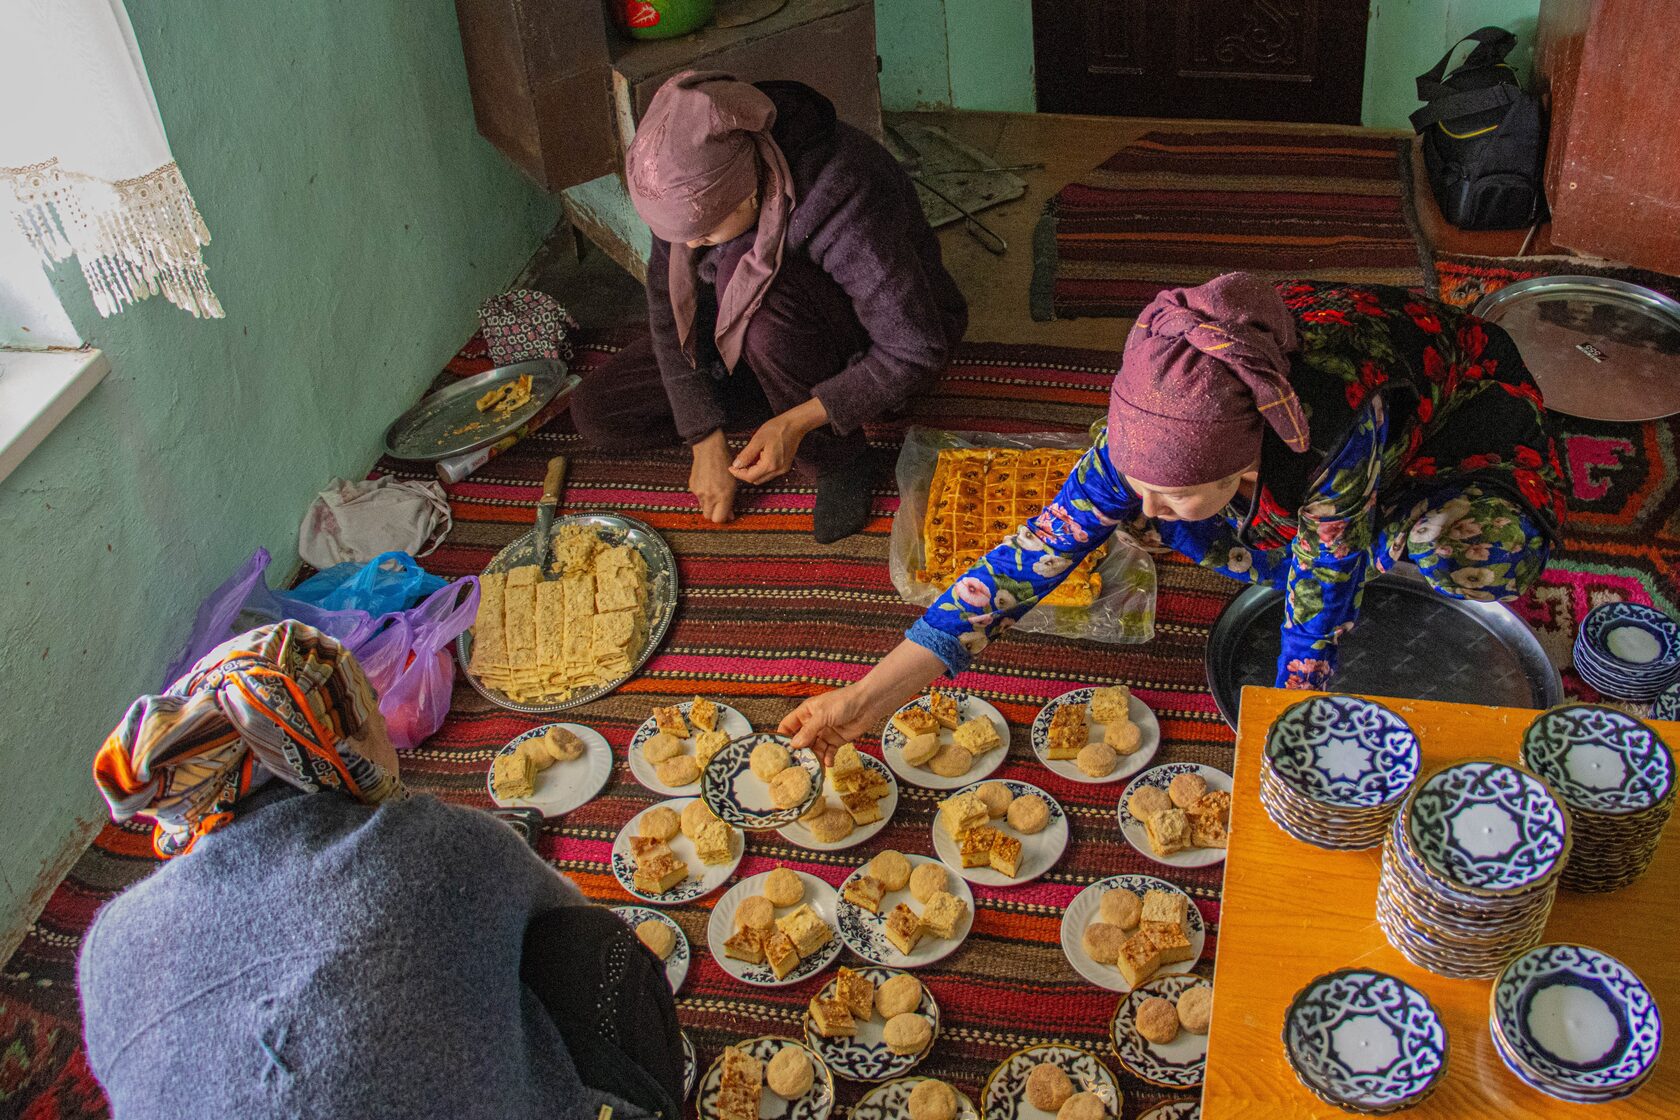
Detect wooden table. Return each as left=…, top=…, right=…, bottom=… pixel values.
left=1202, top=687, right=1678, bottom=1118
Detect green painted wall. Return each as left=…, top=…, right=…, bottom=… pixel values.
left=0, top=1, right=556, bottom=947
left=1362, top=0, right=1540, bottom=129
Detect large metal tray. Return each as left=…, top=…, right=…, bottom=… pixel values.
left=455, top=513, right=678, bottom=713
left=382, top=359, right=578, bottom=462
left=1205, top=565, right=1561, bottom=728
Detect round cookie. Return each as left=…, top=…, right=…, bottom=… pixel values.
left=927, top=744, right=974, bottom=778
left=909, top=862, right=949, bottom=902
left=769, top=766, right=813, bottom=809
left=1177, top=984, right=1214, bottom=1033
left=883, top=1012, right=933, bottom=1056
left=1081, top=921, right=1127, bottom=965
left=1025, top=1062, right=1075, bottom=1112
left=809, top=807, right=855, bottom=843
left=1057, top=1092, right=1106, bottom=1120
left=1076, top=742, right=1118, bottom=778
left=766, top=1046, right=814, bottom=1098
left=1128, top=785, right=1173, bottom=820
left=764, top=867, right=805, bottom=908
left=735, top=895, right=775, bottom=932
left=908, top=1078, right=957, bottom=1120
left=876, top=973, right=924, bottom=1018
left=1007, top=794, right=1050, bottom=834
left=639, top=806, right=681, bottom=841
left=635, top=918, right=675, bottom=959
left=869, top=849, right=912, bottom=892
left=655, top=755, right=699, bottom=787
left=801, top=796, right=834, bottom=824
left=1169, top=772, right=1209, bottom=809
left=901, top=732, right=941, bottom=767
left=642, top=732, right=684, bottom=764
left=1099, top=888, right=1142, bottom=930
left=1108, top=720, right=1143, bottom=756
left=974, top=781, right=1014, bottom=818
left=1136, top=996, right=1180, bottom=1045
left=751, top=741, right=792, bottom=782
left=681, top=798, right=715, bottom=839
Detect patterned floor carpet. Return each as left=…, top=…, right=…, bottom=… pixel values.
left=1030, top=130, right=1426, bottom=321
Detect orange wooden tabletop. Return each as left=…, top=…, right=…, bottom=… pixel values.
left=1202, top=686, right=1678, bottom=1119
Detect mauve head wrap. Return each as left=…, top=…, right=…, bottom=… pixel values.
left=626, top=70, right=796, bottom=371
left=1106, top=272, right=1308, bottom=487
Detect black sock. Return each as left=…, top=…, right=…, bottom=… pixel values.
left=813, top=462, right=875, bottom=544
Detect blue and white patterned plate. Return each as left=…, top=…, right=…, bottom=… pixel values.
left=682, top=1030, right=698, bottom=1100
left=879, top=691, right=1010, bottom=791
left=610, top=797, right=743, bottom=906
left=1136, top=1102, right=1200, bottom=1120
left=611, top=905, right=690, bottom=993
left=930, top=780, right=1069, bottom=887
left=1282, top=968, right=1448, bottom=1113
left=1116, top=764, right=1234, bottom=869
left=1579, top=602, right=1680, bottom=671
left=1651, top=681, right=1680, bottom=723
left=1109, top=973, right=1209, bottom=1090
left=835, top=854, right=976, bottom=969
left=696, top=1036, right=835, bottom=1120
left=1031, top=686, right=1161, bottom=785
left=775, top=752, right=899, bottom=852
left=981, top=1042, right=1123, bottom=1118
left=628, top=700, right=754, bottom=796
left=706, top=870, right=842, bottom=987
left=848, top=1077, right=978, bottom=1120
left=702, top=732, right=825, bottom=830
left=1057, top=875, right=1207, bottom=993
left=1491, top=944, right=1662, bottom=1098
left=487, top=723, right=614, bottom=815
left=1519, top=704, right=1675, bottom=815
left=1265, top=695, right=1421, bottom=809
left=802, top=966, right=940, bottom=1082
left=1403, top=761, right=1570, bottom=896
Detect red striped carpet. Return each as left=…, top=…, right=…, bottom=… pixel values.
left=1031, top=129, right=1427, bottom=320
left=0, top=331, right=1241, bottom=1119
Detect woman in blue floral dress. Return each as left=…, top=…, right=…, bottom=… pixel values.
left=783, top=272, right=1567, bottom=758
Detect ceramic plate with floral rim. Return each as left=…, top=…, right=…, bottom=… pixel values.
left=1031, top=687, right=1161, bottom=785
left=610, top=905, right=689, bottom=993
left=682, top=1030, right=698, bottom=1100
left=980, top=1042, right=1123, bottom=1120
left=848, top=1076, right=978, bottom=1120
left=705, top=870, right=842, bottom=987
left=1282, top=968, right=1448, bottom=1114
left=1519, top=704, right=1675, bottom=815
left=1057, top=875, right=1207, bottom=992
left=879, top=691, right=1011, bottom=791
left=1264, top=695, right=1420, bottom=809
left=929, top=779, right=1069, bottom=887
left=486, top=723, right=613, bottom=815
left=1403, top=760, right=1568, bottom=896
left=696, top=1036, right=835, bottom=1120
left=776, top=751, right=900, bottom=852
left=1116, top=763, right=1234, bottom=869
left=610, top=797, right=743, bottom=906
left=1109, top=974, right=1210, bottom=1090
left=628, top=699, right=755, bottom=796
left=702, top=732, right=826, bottom=830
left=802, top=966, right=940, bottom=1082
left=835, top=854, right=976, bottom=969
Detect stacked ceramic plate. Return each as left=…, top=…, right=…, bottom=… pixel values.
left=1574, top=602, right=1680, bottom=701
left=1520, top=704, right=1676, bottom=893
left=1490, top=944, right=1662, bottom=1103
left=1282, top=968, right=1448, bottom=1114
left=1260, top=695, right=1421, bottom=850
left=1376, top=760, right=1571, bottom=979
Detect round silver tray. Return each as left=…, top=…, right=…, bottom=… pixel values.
left=1205, top=564, right=1561, bottom=728
left=455, top=512, right=678, bottom=713
left=383, top=359, right=579, bottom=462
left=1474, top=275, right=1680, bottom=422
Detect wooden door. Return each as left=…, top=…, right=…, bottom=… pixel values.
left=1033, top=0, right=1371, bottom=124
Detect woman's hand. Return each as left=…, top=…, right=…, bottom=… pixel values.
left=731, top=398, right=829, bottom=485
left=689, top=430, right=738, bottom=523
left=779, top=641, right=949, bottom=765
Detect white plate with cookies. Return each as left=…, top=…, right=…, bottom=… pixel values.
left=1058, top=874, right=1207, bottom=993
left=834, top=852, right=975, bottom=969
left=611, top=797, right=743, bottom=906
left=611, top=905, right=689, bottom=993
left=697, top=1036, right=835, bottom=1120
left=849, top=1076, right=978, bottom=1120
left=802, top=965, right=940, bottom=1082
left=486, top=723, right=613, bottom=815
left=628, top=698, right=754, bottom=796
left=979, top=1042, right=1123, bottom=1120
left=777, top=748, right=899, bottom=852
left=1116, top=763, right=1233, bottom=869
left=706, top=869, right=842, bottom=987
left=1030, top=686, right=1160, bottom=785
left=1108, top=973, right=1210, bottom=1090
left=879, top=690, right=1011, bottom=791
left=929, top=781, right=1069, bottom=888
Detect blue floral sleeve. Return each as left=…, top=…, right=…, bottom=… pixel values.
left=907, top=432, right=1141, bottom=676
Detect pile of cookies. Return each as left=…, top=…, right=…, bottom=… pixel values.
left=1023, top=1062, right=1111, bottom=1119
left=640, top=697, right=731, bottom=788
left=798, top=744, right=891, bottom=843
left=491, top=724, right=586, bottom=800
left=808, top=966, right=932, bottom=1055
left=714, top=1042, right=819, bottom=1120
left=629, top=800, right=732, bottom=894
left=1129, top=773, right=1231, bottom=858
left=940, top=787, right=1048, bottom=879
left=721, top=868, right=835, bottom=980
left=1135, top=981, right=1214, bottom=1047
left=749, top=739, right=815, bottom=811
left=1082, top=885, right=1196, bottom=987
left=842, top=850, right=969, bottom=955
left=893, top=691, right=1003, bottom=779
left=1047, top=685, right=1143, bottom=778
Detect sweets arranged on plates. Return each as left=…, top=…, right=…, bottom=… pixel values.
left=1133, top=981, right=1214, bottom=1046
left=636, top=918, right=676, bottom=960
left=715, top=1046, right=764, bottom=1120
left=939, top=790, right=1036, bottom=879
left=1083, top=885, right=1196, bottom=987
left=1129, top=779, right=1230, bottom=858
left=490, top=724, right=588, bottom=800
left=907, top=1077, right=960, bottom=1120
left=1046, top=687, right=1143, bottom=779
left=630, top=803, right=732, bottom=896
left=722, top=866, right=835, bottom=980
left=807, top=965, right=935, bottom=1061
left=1026, top=1062, right=1074, bottom=1110
left=892, top=691, right=1004, bottom=780
left=842, top=848, right=969, bottom=957
left=639, top=696, right=732, bottom=788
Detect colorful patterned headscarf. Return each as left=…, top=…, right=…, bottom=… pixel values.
left=94, top=621, right=407, bottom=857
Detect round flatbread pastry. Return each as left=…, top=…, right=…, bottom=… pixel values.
left=908, top=1078, right=958, bottom=1120
left=751, top=741, right=793, bottom=782
left=642, top=732, right=685, bottom=764
left=766, top=1046, right=814, bottom=1098
left=876, top=973, right=924, bottom=1019
left=1081, top=921, right=1127, bottom=964
left=801, top=796, right=834, bottom=824
left=1169, top=772, right=1209, bottom=809
left=764, top=867, right=805, bottom=908
left=927, top=744, right=974, bottom=778
left=635, top=919, right=675, bottom=960
left=1108, top=720, right=1143, bottom=756
left=809, top=807, right=855, bottom=843
left=639, top=806, right=681, bottom=841
left=1006, top=794, right=1050, bottom=835
left=769, top=766, right=813, bottom=809
left=869, top=849, right=912, bottom=892
left=1057, top=1092, right=1106, bottom=1120
left=656, top=755, right=700, bottom=787
left=1128, top=785, right=1173, bottom=820
left=901, top=731, right=941, bottom=767
left=1136, top=996, right=1180, bottom=1045
left=681, top=799, right=715, bottom=839
left=1177, top=984, right=1214, bottom=1033
left=1099, top=888, right=1142, bottom=930
left=1076, top=743, right=1118, bottom=778
left=909, top=862, right=949, bottom=903
left=1025, top=1062, right=1075, bottom=1112
left=974, top=781, right=1014, bottom=818
left=883, top=1013, right=933, bottom=1055
left=735, top=895, right=775, bottom=932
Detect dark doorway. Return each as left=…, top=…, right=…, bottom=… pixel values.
left=1033, top=0, right=1372, bottom=124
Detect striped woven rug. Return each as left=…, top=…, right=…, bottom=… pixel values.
left=1031, top=129, right=1427, bottom=321
left=0, top=331, right=1241, bottom=1119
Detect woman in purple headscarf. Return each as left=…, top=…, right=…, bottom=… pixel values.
left=781, top=273, right=1568, bottom=757
left=569, top=71, right=967, bottom=543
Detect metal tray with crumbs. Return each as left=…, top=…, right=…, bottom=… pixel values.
left=1205, top=564, right=1561, bottom=727
left=383, top=359, right=578, bottom=462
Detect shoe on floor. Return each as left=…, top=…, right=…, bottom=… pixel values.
left=813, top=463, right=875, bottom=544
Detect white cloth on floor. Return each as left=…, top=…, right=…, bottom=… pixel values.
left=299, top=477, right=452, bottom=569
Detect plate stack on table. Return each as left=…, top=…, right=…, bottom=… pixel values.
left=1574, top=602, right=1680, bottom=702
left=1520, top=705, right=1676, bottom=893
left=1281, top=968, right=1449, bottom=1114
left=1377, top=760, right=1571, bottom=979
left=1489, top=944, right=1663, bottom=1105
left=1259, top=695, right=1421, bottom=850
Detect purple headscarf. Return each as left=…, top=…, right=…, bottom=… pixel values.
left=625, top=70, right=796, bottom=371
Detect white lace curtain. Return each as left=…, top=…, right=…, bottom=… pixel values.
left=0, top=0, right=222, bottom=318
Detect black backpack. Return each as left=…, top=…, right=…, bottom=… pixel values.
left=1411, top=27, right=1548, bottom=231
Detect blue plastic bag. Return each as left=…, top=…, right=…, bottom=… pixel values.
left=287, top=551, right=448, bottom=615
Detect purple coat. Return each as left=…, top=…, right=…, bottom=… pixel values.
left=645, top=82, right=968, bottom=440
